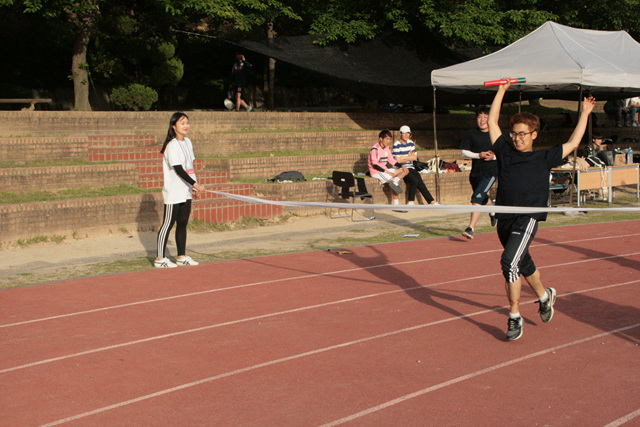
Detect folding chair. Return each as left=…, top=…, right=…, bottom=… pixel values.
left=328, top=171, right=375, bottom=221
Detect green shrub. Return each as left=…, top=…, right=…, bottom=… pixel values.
left=111, top=83, right=158, bottom=111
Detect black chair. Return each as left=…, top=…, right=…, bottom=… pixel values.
left=329, top=171, right=374, bottom=221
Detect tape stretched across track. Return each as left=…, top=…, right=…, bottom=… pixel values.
left=208, top=191, right=640, bottom=214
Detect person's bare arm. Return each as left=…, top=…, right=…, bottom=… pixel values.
left=562, top=97, right=596, bottom=158
left=488, top=80, right=510, bottom=145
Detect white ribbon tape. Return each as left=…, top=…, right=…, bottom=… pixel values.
left=208, top=191, right=640, bottom=214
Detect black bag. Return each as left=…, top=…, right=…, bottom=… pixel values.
left=597, top=150, right=615, bottom=166
left=269, top=170, right=306, bottom=182
left=585, top=155, right=606, bottom=167
left=413, top=159, right=430, bottom=172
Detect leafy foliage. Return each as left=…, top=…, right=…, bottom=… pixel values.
left=111, top=83, right=158, bottom=110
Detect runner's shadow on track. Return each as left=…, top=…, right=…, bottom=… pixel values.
left=535, top=237, right=640, bottom=272
left=557, top=293, right=640, bottom=344
left=329, top=245, right=506, bottom=340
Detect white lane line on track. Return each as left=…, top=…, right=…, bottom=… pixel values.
left=319, top=322, right=640, bottom=427
left=1, top=250, right=639, bottom=375
left=3, top=232, right=639, bottom=329
left=604, top=408, right=640, bottom=427
left=38, top=321, right=640, bottom=427
left=2, top=277, right=638, bottom=376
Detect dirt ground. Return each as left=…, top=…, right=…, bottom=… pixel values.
left=1, top=208, right=471, bottom=288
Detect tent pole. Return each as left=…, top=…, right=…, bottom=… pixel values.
left=568, top=86, right=584, bottom=206
left=433, top=87, right=440, bottom=202
left=519, top=91, right=522, bottom=113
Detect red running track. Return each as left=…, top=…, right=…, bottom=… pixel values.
left=1, top=221, right=639, bottom=426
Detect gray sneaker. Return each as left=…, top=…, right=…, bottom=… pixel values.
left=462, top=227, right=474, bottom=239
left=506, top=316, right=523, bottom=341
left=387, top=181, right=403, bottom=194
left=537, top=287, right=557, bottom=323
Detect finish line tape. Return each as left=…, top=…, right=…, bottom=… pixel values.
left=208, top=191, right=640, bottom=214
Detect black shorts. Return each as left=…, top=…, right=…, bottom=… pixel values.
left=469, top=174, right=496, bottom=205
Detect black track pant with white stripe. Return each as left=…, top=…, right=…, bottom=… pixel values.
left=496, top=216, right=539, bottom=283
left=157, top=200, right=192, bottom=259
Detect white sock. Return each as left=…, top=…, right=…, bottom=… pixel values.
left=393, top=177, right=400, bottom=185
left=509, top=312, right=521, bottom=319
left=539, top=292, right=549, bottom=303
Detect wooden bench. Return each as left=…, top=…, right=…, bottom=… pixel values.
left=0, top=98, right=53, bottom=110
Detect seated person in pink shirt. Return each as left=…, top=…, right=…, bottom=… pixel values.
left=368, top=130, right=408, bottom=195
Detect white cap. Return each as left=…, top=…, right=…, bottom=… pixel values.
left=399, top=125, right=411, bottom=134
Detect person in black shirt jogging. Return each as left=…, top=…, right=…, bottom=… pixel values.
left=488, top=79, right=596, bottom=341
left=460, top=106, right=497, bottom=239
left=231, top=53, right=253, bottom=112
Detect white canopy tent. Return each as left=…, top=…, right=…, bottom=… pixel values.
left=431, top=21, right=640, bottom=98
left=428, top=21, right=640, bottom=201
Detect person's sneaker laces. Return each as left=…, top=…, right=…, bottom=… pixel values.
left=387, top=181, right=403, bottom=194
left=536, top=287, right=556, bottom=323
left=490, top=213, right=497, bottom=226
left=154, top=257, right=177, bottom=268
left=462, top=227, right=474, bottom=240
left=506, top=316, right=523, bottom=341
left=175, top=256, right=199, bottom=266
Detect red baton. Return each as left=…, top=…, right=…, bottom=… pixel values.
left=484, top=77, right=526, bottom=87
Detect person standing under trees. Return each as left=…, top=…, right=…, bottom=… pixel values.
left=231, top=52, right=253, bottom=112
left=155, top=112, right=205, bottom=268
left=460, top=107, right=497, bottom=240
left=488, top=79, right=596, bottom=341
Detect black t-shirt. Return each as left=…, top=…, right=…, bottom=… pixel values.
left=460, top=128, right=497, bottom=177
left=494, top=135, right=564, bottom=221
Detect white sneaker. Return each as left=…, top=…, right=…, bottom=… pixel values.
left=175, top=256, right=199, bottom=266
left=155, top=257, right=177, bottom=268
left=407, top=201, right=415, bottom=205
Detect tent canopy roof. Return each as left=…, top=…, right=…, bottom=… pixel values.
left=431, top=21, right=640, bottom=100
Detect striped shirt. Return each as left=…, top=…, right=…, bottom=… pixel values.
left=392, top=139, right=416, bottom=168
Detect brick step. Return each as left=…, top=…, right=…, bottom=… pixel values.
left=138, top=172, right=229, bottom=189
left=0, top=163, right=140, bottom=192
left=88, top=146, right=162, bottom=162
left=202, top=149, right=466, bottom=181
left=125, top=159, right=208, bottom=174
left=88, top=135, right=156, bottom=148
left=0, top=192, right=283, bottom=242
left=192, top=196, right=283, bottom=224
left=195, top=183, right=254, bottom=200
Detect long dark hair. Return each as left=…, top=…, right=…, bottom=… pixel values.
left=160, top=112, right=188, bottom=154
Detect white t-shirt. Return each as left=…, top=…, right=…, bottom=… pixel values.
left=162, top=137, right=197, bottom=204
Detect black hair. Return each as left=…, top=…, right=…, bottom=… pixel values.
left=476, top=106, right=490, bottom=116
left=160, top=112, right=188, bottom=154
left=378, top=129, right=392, bottom=139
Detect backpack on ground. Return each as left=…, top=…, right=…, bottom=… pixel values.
left=269, top=171, right=306, bottom=182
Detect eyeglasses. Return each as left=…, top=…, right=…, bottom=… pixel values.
left=509, top=131, right=534, bottom=139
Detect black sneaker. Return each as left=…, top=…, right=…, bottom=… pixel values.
left=506, top=316, right=523, bottom=341
left=462, top=227, right=474, bottom=239
left=387, top=181, right=403, bottom=194
left=490, top=214, right=497, bottom=226
left=537, top=287, right=557, bottom=323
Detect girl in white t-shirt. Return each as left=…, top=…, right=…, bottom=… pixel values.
left=154, top=112, right=206, bottom=268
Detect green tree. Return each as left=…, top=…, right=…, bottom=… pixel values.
left=0, top=0, right=101, bottom=110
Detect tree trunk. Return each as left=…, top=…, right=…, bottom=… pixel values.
left=70, top=6, right=98, bottom=111
left=266, top=21, right=276, bottom=110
